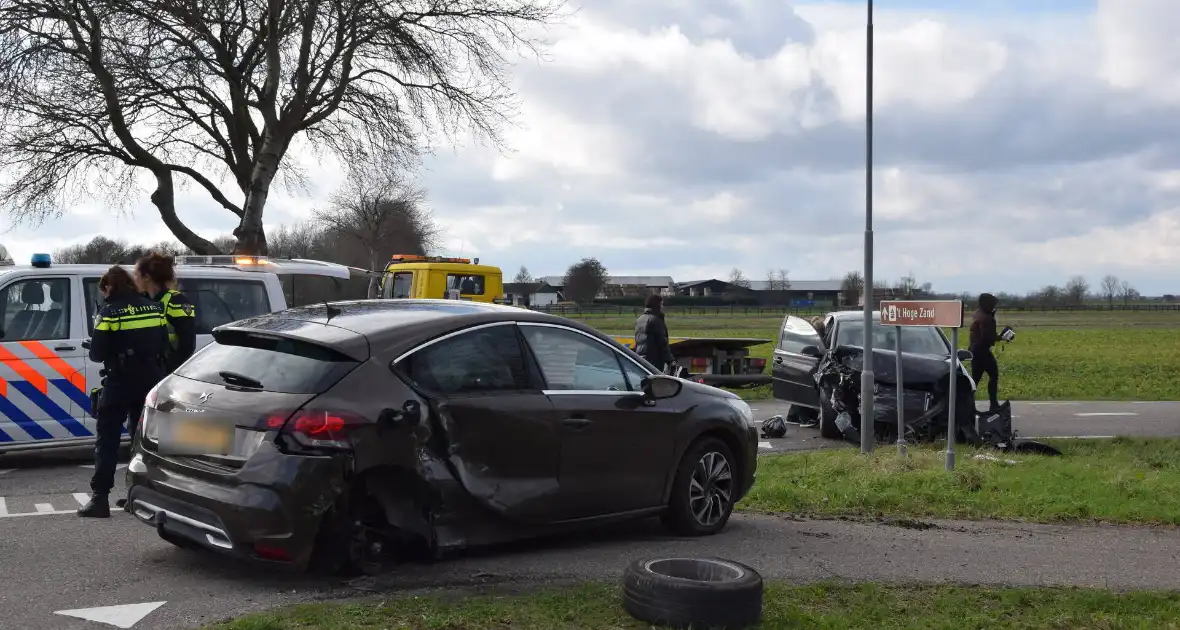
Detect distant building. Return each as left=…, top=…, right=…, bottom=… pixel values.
left=678, top=278, right=843, bottom=307
left=539, top=275, right=675, bottom=299
left=503, top=281, right=561, bottom=307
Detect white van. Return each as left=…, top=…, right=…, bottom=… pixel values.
left=0, top=252, right=374, bottom=453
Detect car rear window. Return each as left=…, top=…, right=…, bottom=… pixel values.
left=175, top=331, right=359, bottom=394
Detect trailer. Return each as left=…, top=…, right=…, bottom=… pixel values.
left=611, top=335, right=771, bottom=387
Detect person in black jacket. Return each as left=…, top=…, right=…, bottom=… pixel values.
left=78, top=266, right=170, bottom=518
left=969, top=292, right=1001, bottom=411
left=634, top=294, right=676, bottom=373
left=135, top=252, right=196, bottom=374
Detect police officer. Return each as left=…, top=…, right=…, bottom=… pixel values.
left=135, top=252, right=195, bottom=373
left=78, top=266, right=169, bottom=518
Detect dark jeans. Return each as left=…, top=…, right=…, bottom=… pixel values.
left=970, top=348, right=999, bottom=408
left=90, top=386, right=148, bottom=496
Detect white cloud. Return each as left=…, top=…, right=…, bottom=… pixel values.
left=5, top=0, right=1180, bottom=296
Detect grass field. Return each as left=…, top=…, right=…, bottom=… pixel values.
left=210, top=582, right=1180, bottom=629
left=739, top=438, right=1180, bottom=525
left=563, top=310, right=1180, bottom=401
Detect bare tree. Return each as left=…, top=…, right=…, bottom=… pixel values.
left=764, top=269, right=781, bottom=292
left=313, top=165, right=440, bottom=297
left=514, top=266, right=534, bottom=284
left=1033, top=284, right=1063, bottom=307
left=1100, top=274, right=1120, bottom=307
left=563, top=257, right=608, bottom=303
left=1064, top=276, right=1089, bottom=305
left=0, top=0, right=560, bottom=254
left=728, top=268, right=750, bottom=289
left=1119, top=280, right=1140, bottom=306
left=898, top=273, right=918, bottom=297
left=841, top=270, right=864, bottom=307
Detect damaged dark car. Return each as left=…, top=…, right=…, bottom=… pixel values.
left=772, top=311, right=978, bottom=443
left=124, top=300, right=759, bottom=574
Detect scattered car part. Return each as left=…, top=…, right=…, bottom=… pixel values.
left=760, top=415, right=787, bottom=438
left=622, top=557, right=763, bottom=629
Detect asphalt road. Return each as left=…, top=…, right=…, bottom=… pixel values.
left=0, top=399, right=1176, bottom=629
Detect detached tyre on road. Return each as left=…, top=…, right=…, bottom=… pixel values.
left=622, top=557, right=763, bottom=629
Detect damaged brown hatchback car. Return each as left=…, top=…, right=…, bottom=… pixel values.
left=124, top=300, right=759, bottom=574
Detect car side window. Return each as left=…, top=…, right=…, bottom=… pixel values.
left=619, top=356, right=650, bottom=392
left=397, top=324, right=531, bottom=396
left=83, top=277, right=103, bottom=334
left=0, top=277, right=71, bottom=342
left=778, top=315, right=822, bottom=354
left=175, top=279, right=270, bottom=334
left=520, top=325, right=630, bottom=392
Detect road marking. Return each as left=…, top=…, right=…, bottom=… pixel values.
left=74, top=492, right=92, bottom=505
left=79, top=463, right=127, bottom=471
left=1024, top=435, right=1116, bottom=440
left=0, top=494, right=106, bottom=518
left=54, top=601, right=166, bottom=629
left=0, top=469, right=14, bottom=475
left=759, top=441, right=773, bottom=449
left=34, top=503, right=54, bottom=513
left=1074, top=412, right=1136, bottom=417
left=0, top=497, right=6, bottom=516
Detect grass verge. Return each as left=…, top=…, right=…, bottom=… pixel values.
left=209, top=581, right=1180, bottom=629
left=739, top=438, right=1180, bottom=524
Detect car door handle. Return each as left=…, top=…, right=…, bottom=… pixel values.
left=561, top=417, right=591, bottom=429
left=54, top=345, right=76, bottom=352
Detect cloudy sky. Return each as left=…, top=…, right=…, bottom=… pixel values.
left=4, top=0, right=1178, bottom=295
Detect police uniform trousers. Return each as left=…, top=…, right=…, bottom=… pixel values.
left=90, top=379, right=154, bottom=497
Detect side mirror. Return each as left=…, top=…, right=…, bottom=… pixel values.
left=957, top=349, right=973, bottom=362
left=82, top=340, right=91, bottom=350
left=642, top=375, right=682, bottom=400
left=801, top=345, right=823, bottom=358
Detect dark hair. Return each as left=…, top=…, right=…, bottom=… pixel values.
left=645, top=294, right=663, bottom=309
left=136, top=251, right=177, bottom=288
left=99, top=265, right=138, bottom=297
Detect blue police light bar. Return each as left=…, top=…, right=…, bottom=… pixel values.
left=30, top=253, right=51, bottom=268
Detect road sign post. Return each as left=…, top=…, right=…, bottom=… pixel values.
left=879, top=300, right=964, bottom=465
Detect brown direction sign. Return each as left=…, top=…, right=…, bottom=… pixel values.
left=879, top=300, right=963, bottom=328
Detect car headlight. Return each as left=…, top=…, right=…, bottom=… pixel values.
left=724, top=397, right=755, bottom=427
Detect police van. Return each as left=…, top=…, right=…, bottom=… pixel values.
left=0, top=249, right=375, bottom=453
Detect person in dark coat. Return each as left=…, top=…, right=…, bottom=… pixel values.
left=969, top=292, right=1001, bottom=411
left=634, top=294, right=676, bottom=373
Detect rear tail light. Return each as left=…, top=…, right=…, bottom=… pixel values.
left=749, top=358, right=767, bottom=373
left=276, top=409, right=367, bottom=450
left=689, top=357, right=709, bottom=371
left=144, top=382, right=161, bottom=409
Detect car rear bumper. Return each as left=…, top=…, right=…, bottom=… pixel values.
left=124, top=441, right=347, bottom=567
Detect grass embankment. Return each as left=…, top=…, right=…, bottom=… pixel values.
left=210, top=582, right=1180, bottom=629
left=739, top=438, right=1180, bottom=525
left=569, top=311, right=1180, bottom=401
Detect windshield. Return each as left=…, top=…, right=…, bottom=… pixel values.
left=836, top=321, right=949, bottom=356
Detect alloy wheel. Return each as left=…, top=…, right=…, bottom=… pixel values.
left=688, top=451, right=733, bottom=527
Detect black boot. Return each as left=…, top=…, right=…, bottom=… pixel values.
left=78, top=495, right=110, bottom=518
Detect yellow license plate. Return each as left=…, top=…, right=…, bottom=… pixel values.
left=171, top=420, right=232, bottom=454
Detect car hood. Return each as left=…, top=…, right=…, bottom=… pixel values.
left=679, top=377, right=739, bottom=399
left=826, top=345, right=955, bottom=387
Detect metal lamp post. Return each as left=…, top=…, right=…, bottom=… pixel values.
left=860, top=0, right=875, bottom=454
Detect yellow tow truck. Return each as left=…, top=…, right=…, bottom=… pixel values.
left=377, top=254, right=505, bottom=303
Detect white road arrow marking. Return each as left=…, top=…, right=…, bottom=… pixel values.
left=54, top=601, right=166, bottom=629
left=79, top=463, right=127, bottom=470
left=1073, top=412, right=1136, bottom=417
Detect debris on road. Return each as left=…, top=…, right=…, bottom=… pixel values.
left=623, top=557, right=763, bottom=629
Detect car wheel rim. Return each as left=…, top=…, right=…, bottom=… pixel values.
left=688, top=451, right=733, bottom=527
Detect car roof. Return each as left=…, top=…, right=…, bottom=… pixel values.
left=0, top=263, right=278, bottom=280
left=216, top=299, right=630, bottom=362
left=828, top=310, right=880, bottom=321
